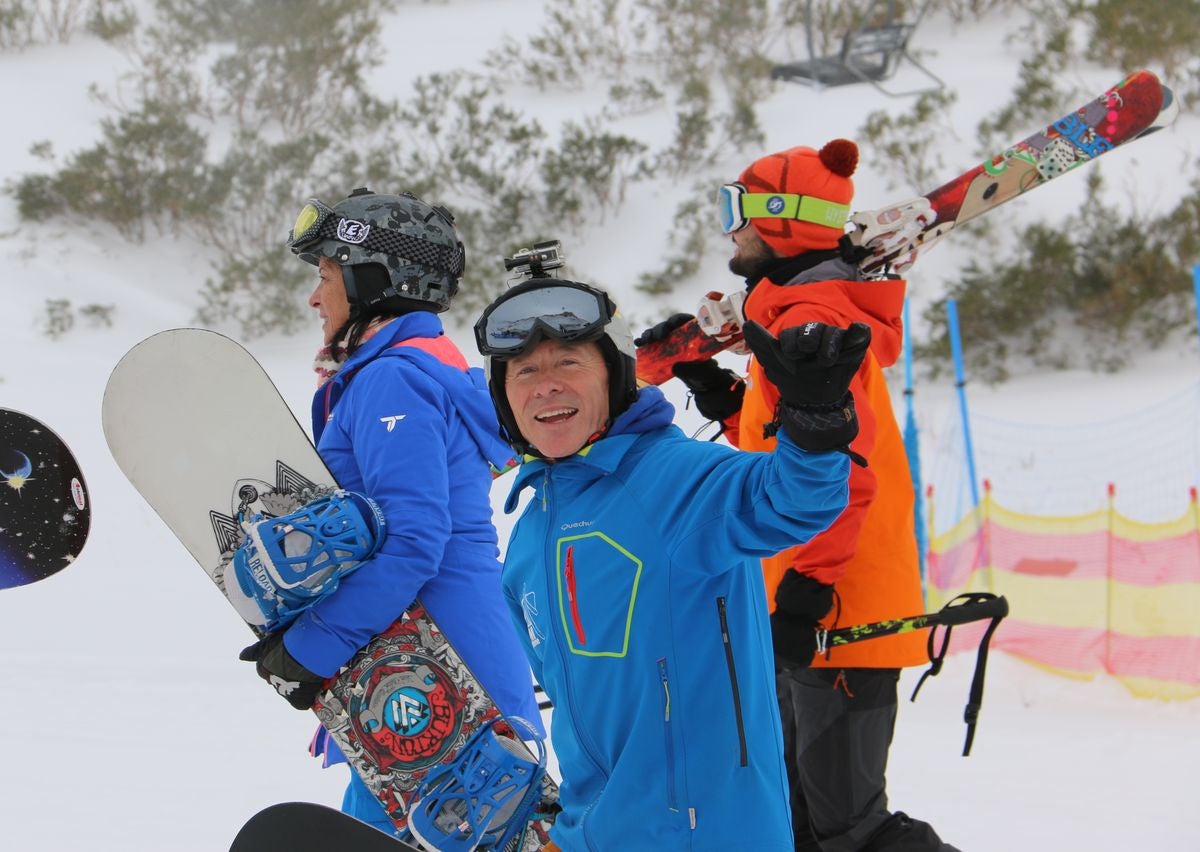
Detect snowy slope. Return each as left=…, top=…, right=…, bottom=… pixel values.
left=1, top=3, right=1198, bottom=850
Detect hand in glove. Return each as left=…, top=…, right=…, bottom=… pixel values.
left=742, top=320, right=871, bottom=455
left=771, top=571, right=835, bottom=671
left=634, top=313, right=694, bottom=347
left=240, top=632, right=326, bottom=710
left=672, top=359, right=745, bottom=423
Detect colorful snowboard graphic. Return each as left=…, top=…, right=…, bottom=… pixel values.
left=0, top=408, right=89, bottom=590
left=102, top=329, right=556, bottom=850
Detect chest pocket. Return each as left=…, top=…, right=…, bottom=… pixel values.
left=555, top=531, right=642, bottom=657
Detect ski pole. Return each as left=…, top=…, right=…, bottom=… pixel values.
left=816, top=591, right=1009, bottom=653
left=816, top=591, right=1010, bottom=757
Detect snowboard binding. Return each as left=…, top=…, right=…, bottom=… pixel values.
left=408, top=716, right=548, bottom=852
left=231, top=489, right=386, bottom=631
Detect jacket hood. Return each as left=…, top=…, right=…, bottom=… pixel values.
left=326, top=312, right=514, bottom=469
left=745, top=271, right=906, bottom=368
left=505, top=386, right=675, bottom=511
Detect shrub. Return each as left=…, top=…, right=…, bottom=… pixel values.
left=40, top=298, right=116, bottom=339
left=859, top=88, right=958, bottom=193
left=917, top=172, right=1197, bottom=381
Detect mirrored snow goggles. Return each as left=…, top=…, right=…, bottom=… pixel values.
left=287, top=198, right=465, bottom=277
left=716, top=182, right=851, bottom=235
left=475, top=280, right=616, bottom=358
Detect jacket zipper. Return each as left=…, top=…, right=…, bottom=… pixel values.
left=717, top=597, right=748, bottom=767
left=564, top=545, right=587, bottom=645
left=658, top=658, right=679, bottom=811
left=540, top=468, right=606, bottom=840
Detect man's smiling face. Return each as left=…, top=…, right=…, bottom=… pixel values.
left=505, top=339, right=610, bottom=459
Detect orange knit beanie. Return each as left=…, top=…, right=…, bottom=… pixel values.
left=737, top=139, right=858, bottom=256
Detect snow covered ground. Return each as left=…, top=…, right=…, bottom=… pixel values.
left=1, top=2, right=1198, bottom=850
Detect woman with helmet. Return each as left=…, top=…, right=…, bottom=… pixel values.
left=238, top=187, right=542, bottom=834
left=472, top=276, right=868, bottom=850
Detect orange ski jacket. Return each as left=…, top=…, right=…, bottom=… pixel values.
left=726, top=270, right=928, bottom=669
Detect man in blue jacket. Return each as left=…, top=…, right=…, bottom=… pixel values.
left=472, top=276, right=870, bottom=850
left=239, top=188, right=542, bottom=834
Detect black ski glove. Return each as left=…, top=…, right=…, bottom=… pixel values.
left=634, top=313, right=694, bottom=347
left=771, top=571, right=835, bottom=671
left=742, top=320, right=871, bottom=455
left=240, top=632, right=326, bottom=711
left=672, top=359, right=745, bottom=422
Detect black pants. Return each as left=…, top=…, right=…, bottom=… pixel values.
left=777, top=667, right=960, bottom=852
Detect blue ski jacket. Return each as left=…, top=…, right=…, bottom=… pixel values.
left=284, top=312, right=541, bottom=733
left=501, top=387, right=850, bottom=851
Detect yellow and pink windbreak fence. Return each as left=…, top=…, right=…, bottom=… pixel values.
left=926, top=481, right=1200, bottom=700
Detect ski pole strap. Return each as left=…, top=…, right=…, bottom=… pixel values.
left=908, top=592, right=1009, bottom=756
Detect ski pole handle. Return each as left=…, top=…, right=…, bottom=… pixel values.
left=927, top=592, right=1009, bottom=627
left=818, top=593, right=1008, bottom=650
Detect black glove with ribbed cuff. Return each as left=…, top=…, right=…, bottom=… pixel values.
left=771, top=571, right=835, bottom=671
left=240, top=632, right=326, bottom=710
left=742, top=320, right=871, bottom=456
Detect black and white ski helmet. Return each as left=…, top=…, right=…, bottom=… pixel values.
left=474, top=277, right=638, bottom=456
left=287, top=187, right=466, bottom=314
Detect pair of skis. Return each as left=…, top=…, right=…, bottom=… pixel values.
left=634, top=68, right=1177, bottom=382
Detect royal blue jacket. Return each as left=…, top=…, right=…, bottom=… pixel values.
left=284, top=312, right=540, bottom=734
left=501, top=387, right=849, bottom=851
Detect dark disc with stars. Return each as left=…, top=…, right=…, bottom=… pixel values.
left=0, top=409, right=90, bottom=590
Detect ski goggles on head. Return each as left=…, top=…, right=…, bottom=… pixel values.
left=475, top=279, right=615, bottom=358
left=286, top=198, right=465, bottom=276
left=716, top=182, right=851, bottom=234
left=287, top=198, right=342, bottom=252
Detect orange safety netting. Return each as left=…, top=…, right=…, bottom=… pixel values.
left=926, top=484, right=1200, bottom=700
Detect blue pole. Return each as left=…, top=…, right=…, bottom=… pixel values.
left=946, top=298, right=980, bottom=507
left=1193, top=265, right=1200, bottom=345
left=902, top=298, right=927, bottom=584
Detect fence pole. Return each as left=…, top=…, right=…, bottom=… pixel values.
left=1105, top=482, right=1116, bottom=674
left=982, top=478, right=995, bottom=593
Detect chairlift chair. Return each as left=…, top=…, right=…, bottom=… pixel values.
left=771, top=0, right=944, bottom=98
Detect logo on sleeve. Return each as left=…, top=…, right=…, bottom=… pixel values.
left=380, top=415, right=407, bottom=432
left=521, top=589, right=545, bottom=648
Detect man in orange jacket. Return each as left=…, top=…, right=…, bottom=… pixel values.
left=637, top=141, right=958, bottom=851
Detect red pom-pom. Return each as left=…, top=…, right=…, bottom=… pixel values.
left=819, top=139, right=858, bottom=178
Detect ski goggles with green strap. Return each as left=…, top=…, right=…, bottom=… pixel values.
left=287, top=198, right=464, bottom=276
left=716, top=182, right=851, bottom=234
left=475, top=279, right=617, bottom=358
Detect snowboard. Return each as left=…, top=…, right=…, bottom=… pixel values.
left=102, top=329, right=557, bottom=850
left=0, top=408, right=90, bottom=590
left=231, top=802, right=418, bottom=852
left=637, top=69, right=1179, bottom=370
